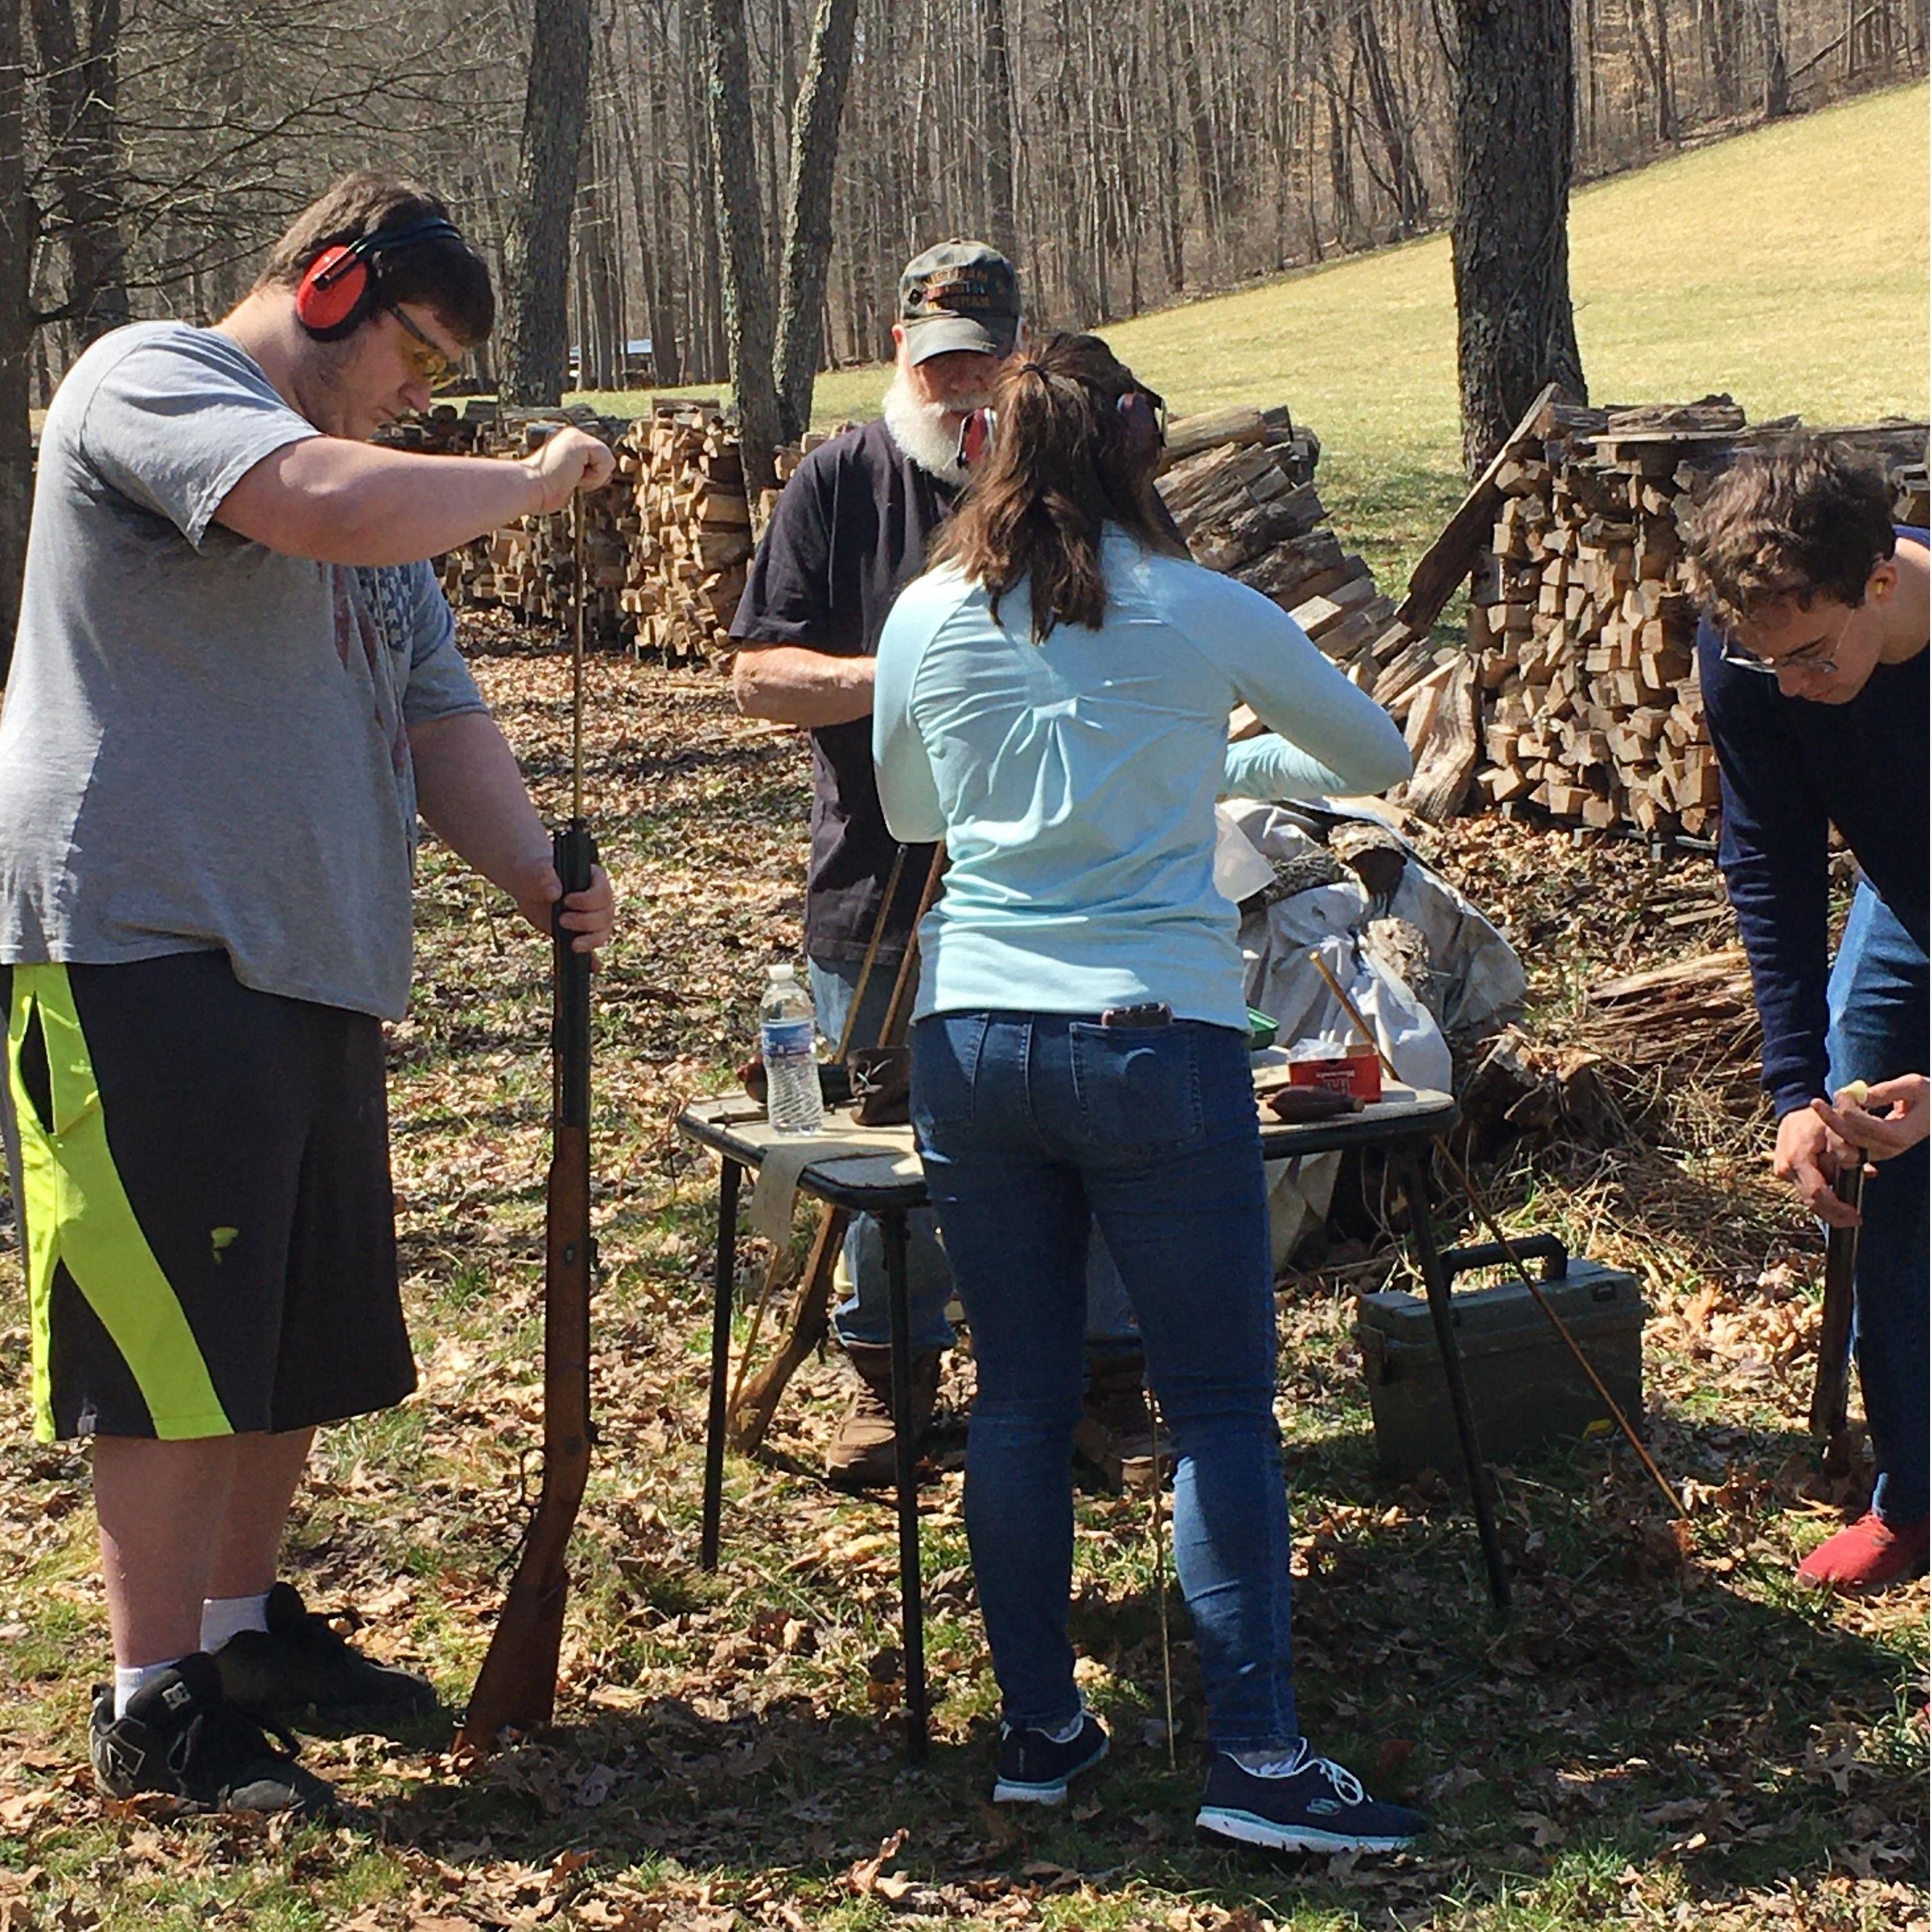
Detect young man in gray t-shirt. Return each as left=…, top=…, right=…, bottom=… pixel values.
left=0, top=173, right=617, bottom=1814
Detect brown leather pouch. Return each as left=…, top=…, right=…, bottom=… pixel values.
left=1263, top=1084, right=1361, bottom=1123
left=847, top=1045, right=911, bottom=1127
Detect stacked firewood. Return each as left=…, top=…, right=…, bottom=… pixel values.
left=620, top=401, right=755, bottom=662
left=1452, top=398, right=1928, bottom=838
left=1155, top=405, right=1407, bottom=689
left=404, top=396, right=1407, bottom=667
left=394, top=401, right=760, bottom=657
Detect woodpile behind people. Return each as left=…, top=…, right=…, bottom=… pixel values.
left=1152, top=404, right=1408, bottom=699
left=398, top=397, right=1397, bottom=667
left=1392, top=392, right=1927, bottom=836
left=385, top=399, right=830, bottom=660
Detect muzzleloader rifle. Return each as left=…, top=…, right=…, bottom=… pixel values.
left=1809, top=1163, right=1865, bottom=1474
left=460, top=490, right=598, bottom=1750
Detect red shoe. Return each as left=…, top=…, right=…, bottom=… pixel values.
left=1796, top=1512, right=1930, bottom=1594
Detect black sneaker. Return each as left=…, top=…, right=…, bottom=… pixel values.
left=1196, top=1744, right=1425, bottom=1854
left=213, top=1582, right=439, bottom=1724
left=87, top=1652, right=336, bottom=1816
left=992, top=1710, right=1110, bottom=1805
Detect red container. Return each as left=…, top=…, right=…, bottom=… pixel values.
left=1286, top=1046, right=1383, bottom=1103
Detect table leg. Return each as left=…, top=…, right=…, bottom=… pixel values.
left=1392, top=1145, right=1511, bottom=1613
left=700, top=1157, right=742, bottom=1572
left=883, top=1209, right=929, bottom=1763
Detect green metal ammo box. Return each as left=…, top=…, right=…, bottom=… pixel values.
left=1355, top=1236, right=1647, bottom=1479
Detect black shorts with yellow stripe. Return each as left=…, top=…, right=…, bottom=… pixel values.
left=1, top=952, right=415, bottom=1442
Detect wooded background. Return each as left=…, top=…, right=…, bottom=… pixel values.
left=0, top=0, right=1924, bottom=645
left=8, top=0, right=1924, bottom=400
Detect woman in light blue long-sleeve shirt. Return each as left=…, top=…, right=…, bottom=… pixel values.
left=872, top=331, right=1427, bottom=1854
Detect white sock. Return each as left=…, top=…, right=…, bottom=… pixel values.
left=112, top=1660, right=180, bottom=1720
left=199, top=1591, right=272, bottom=1654
left=1233, top=1738, right=1311, bottom=1778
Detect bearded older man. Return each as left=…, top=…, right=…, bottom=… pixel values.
left=730, top=242, right=1145, bottom=1486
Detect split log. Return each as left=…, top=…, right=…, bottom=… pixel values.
left=1155, top=406, right=1390, bottom=685
left=1401, top=655, right=1479, bottom=823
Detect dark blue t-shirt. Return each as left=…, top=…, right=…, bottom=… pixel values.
left=1698, top=526, right=1929, bottom=1116
left=730, top=419, right=952, bottom=962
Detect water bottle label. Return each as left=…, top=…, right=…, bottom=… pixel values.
left=760, top=1018, right=816, bottom=1064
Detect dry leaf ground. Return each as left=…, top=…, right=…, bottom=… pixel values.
left=0, top=615, right=1924, bottom=1931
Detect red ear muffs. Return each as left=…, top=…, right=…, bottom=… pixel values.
left=293, top=216, right=467, bottom=344
left=295, top=245, right=371, bottom=338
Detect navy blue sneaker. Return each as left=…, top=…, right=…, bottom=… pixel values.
left=1196, top=1744, right=1425, bottom=1853
left=992, top=1710, right=1110, bottom=1805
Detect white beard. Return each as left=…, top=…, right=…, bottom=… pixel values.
left=883, top=367, right=984, bottom=487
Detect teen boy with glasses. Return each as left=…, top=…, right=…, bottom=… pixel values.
left=1687, top=437, right=1928, bottom=1594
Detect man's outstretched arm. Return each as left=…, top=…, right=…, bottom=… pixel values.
left=215, top=428, right=615, bottom=566
left=731, top=643, right=876, bottom=728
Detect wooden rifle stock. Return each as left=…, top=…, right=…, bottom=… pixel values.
left=461, top=820, right=597, bottom=1749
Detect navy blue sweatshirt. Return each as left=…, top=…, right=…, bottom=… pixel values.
left=1698, top=527, right=1929, bottom=1117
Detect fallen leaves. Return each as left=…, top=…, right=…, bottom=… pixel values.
left=845, top=1825, right=908, bottom=1897
left=0, top=649, right=1923, bottom=1931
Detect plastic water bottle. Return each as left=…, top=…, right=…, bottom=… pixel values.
left=760, top=964, right=824, bottom=1134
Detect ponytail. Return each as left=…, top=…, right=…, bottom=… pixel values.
left=930, top=332, right=1182, bottom=642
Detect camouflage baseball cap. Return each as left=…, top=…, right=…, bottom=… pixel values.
left=898, top=240, right=1021, bottom=364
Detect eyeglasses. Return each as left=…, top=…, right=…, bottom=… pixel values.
left=1719, top=603, right=1854, bottom=678
left=387, top=304, right=461, bottom=391
left=1135, top=386, right=1169, bottom=449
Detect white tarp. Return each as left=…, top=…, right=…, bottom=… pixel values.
left=1220, top=800, right=1527, bottom=1264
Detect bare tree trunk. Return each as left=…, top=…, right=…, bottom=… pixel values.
left=685, top=0, right=728, bottom=383
left=774, top=0, right=860, bottom=441
left=1154, top=0, right=1186, bottom=288
left=28, top=0, right=129, bottom=342
left=1699, top=0, right=1743, bottom=116
left=980, top=0, right=1018, bottom=261
left=1758, top=0, right=1789, bottom=114
left=1082, top=2, right=1110, bottom=322
left=1347, top=0, right=1428, bottom=234
left=1580, top=0, right=1602, bottom=170
left=500, top=0, right=592, bottom=404
left=611, top=4, right=682, bottom=386
left=1451, top=0, right=1587, bottom=476
left=703, top=0, right=782, bottom=488
left=1629, top=0, right=1678, bottom=143
left=1308, top=2, right=1359, bottom=245
left=0, top=0, right=31, bottom=672
left=1173, top=0, right=1222, bottom=245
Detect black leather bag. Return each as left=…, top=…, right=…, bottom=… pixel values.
left=847, top=1045, right=911, bottom=1127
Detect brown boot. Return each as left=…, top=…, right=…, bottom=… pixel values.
left=1073, top=1350, right=1168, bottom=1491
left=825, top=1342, right=942, bottom=1490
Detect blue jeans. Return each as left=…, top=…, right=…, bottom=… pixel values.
left=1826, top=883, right=1928, bottom=1527
left=810, top=958, right=1139, bottom=1354
left=911, top=1011, right=1298, bottom=1751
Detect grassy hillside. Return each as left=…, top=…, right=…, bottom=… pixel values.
left=592, top=82, right=1929, bottom=588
